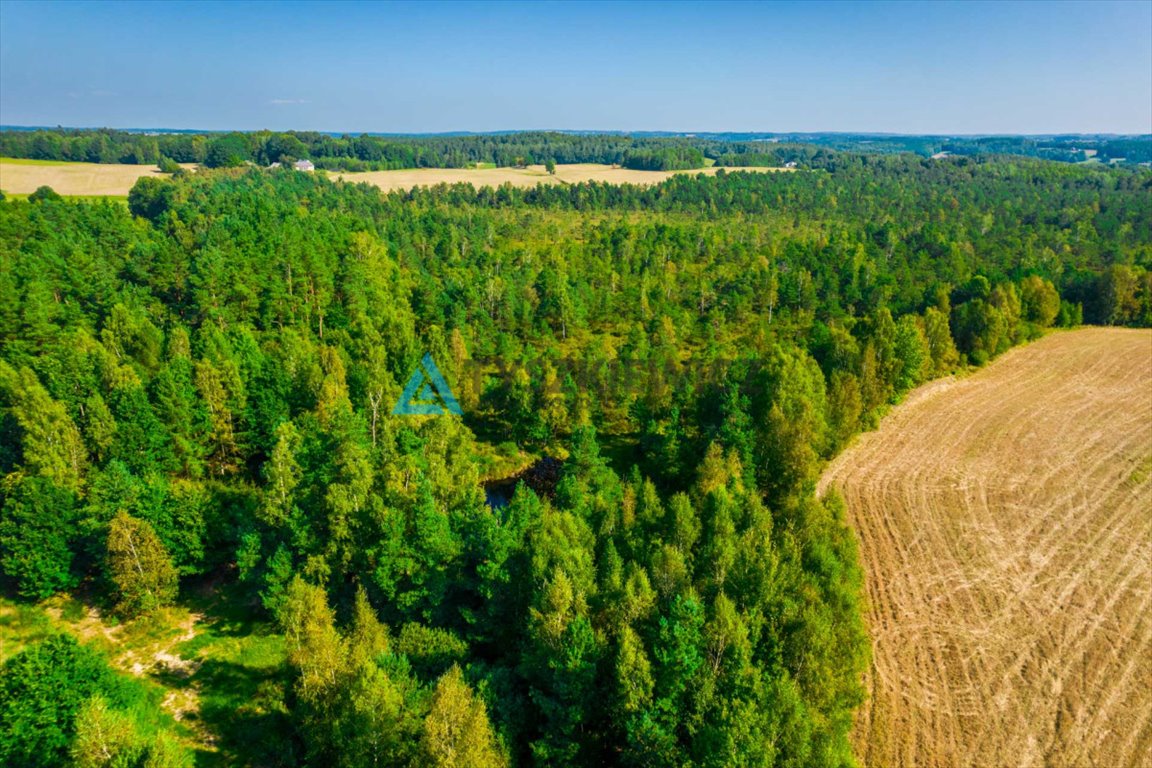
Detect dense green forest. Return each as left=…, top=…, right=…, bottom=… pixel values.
left=1, top=155, right=1150, bottom=767
left=3, top=128, right=1149, bottom=172
left=706, top=133, right=1152, bottom=164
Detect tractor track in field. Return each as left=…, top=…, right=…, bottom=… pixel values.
left=820, top=328, right=1152, bottom=768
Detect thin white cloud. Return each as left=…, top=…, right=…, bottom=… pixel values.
left=269, top=98, right=308, bottom=106
left=67, top=90, right=117, bottom=99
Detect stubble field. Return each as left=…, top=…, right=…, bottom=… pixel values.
left=0, top=158, right=789, bottom=197
left=0, top=157, right=196, bottom=197
left=332, top=162, right=787, bottom=190
left=820, top=327, right=1152, bottom=768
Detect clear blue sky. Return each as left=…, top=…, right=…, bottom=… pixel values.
left=2, top=0, right=1150, bottom=134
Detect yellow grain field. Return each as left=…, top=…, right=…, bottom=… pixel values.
left=0, top=158, right=790, bottom=198
left=332, top=163, right=788, bottom=191
left=0, top=158, right=196, bottom=197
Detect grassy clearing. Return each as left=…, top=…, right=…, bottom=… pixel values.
left=177, top=582, right=293, bottom=766
left=0, top=581, right=294, bottom=765
left=0, top=599, right=56, bottom=662
left=0, top=594, right=204, bottom=751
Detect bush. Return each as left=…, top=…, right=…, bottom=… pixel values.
left=27, top=186, right=61, bottom=204
left=395, top=623, right=469, bottom=681
left=0, top=635, right=191, bottom=768
left=127, top=177, right=176, bottom=221
left=0, top=635, right=120, bottom=767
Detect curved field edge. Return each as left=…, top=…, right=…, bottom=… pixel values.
left=820, top=327, right=1152, bottom=768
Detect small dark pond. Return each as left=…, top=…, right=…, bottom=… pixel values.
left=483, top=456, right=563, bottom=509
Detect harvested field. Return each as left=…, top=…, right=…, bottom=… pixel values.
left=0, top=157, right=194, bottom=196
left=333, top=162, right=789, bottom=191
left=820, top=327, right=1152, bottom=768
left=0, top=158, right=789, bottom=198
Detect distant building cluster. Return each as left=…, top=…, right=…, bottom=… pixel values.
left=268, top=159, right=315, bottom=171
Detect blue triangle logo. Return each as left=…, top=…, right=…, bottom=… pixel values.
left=392, top=353, right=462, bottom=416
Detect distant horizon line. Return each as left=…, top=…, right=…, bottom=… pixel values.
left=1, top=124, right=1149, bottom=140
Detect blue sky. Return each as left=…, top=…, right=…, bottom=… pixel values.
left=1, top=0, right=1150, bottom=134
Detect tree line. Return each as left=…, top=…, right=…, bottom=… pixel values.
left=0, top=129, right=763, bottom=172
left=4, top=128, right=1148, bottom=173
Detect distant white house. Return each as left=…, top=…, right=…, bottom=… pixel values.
left=784, top=161, right=798, bottom=168
left=268, top=159, right=315, bottom=171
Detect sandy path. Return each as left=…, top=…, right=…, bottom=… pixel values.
left=820, top=328, right=1152, bottom=768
